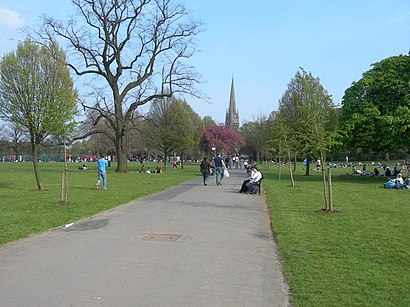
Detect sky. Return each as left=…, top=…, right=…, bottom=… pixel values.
left=1, top=0, right=410, bottom=124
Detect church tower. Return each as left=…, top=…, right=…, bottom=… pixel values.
left=225, top=78, right=239, bottom=130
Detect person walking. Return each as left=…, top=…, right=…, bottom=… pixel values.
left=200, top=157, right=211, bottom=186
left=96, top=155, right=108, bottom=190
left=213, top=153, right=226, bottom=186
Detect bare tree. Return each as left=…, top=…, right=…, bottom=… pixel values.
left=37, top=0, right=202, bottom=172
left=3, top=122, right=26, bottom=159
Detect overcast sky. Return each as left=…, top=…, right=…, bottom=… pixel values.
left=1, top=0, right=409, bottom=124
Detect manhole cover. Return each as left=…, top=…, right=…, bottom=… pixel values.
left=142, top=234, right=182, bottom=241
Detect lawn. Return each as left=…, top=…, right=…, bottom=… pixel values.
left=261, top=163, right=410, bottom=307
left=0, top=161, right=199, bottom=246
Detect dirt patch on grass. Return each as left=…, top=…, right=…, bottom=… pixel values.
left=315, top=209, right=343, bottom=215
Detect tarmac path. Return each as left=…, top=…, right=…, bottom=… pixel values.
left=0, top=168, right=290, bottom=307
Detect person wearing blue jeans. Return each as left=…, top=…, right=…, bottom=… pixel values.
left=213, top=153, right=226, bottom=186
left=96, top=156, right=108, bottom=190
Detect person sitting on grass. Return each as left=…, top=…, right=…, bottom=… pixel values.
left=370, top=168, right=380, bottom=176
left=352, top=166, right=363, bottom=175
left=395, top=173, right=407, bottom=189
left=78, top=164, right=88, bottom=171
left=139, top=164, right=146, bottom=173
left=384, top=177, right=396, bottom=189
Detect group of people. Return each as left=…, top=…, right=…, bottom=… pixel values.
left=384, top=173, right=409, bottom=189
left=199, top=154, right=263, bottom=193
left=239, top=165, right=263, bottom=193
left=139, top=164, right=162, bottom=174
left=199, top=154, right=226, bottom=186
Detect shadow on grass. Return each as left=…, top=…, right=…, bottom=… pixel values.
left=264, top=172, right=388, bottom=186
left=0, top=182, right=13, bottom=188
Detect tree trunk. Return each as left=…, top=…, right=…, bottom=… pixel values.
left=320, top=151, right=328, bottom=210
left=278, top=141, right=282, bottom=181
left=287, top=151, right=295, bottom=187
left=60, top=143, right=68, bottom=202
left=31, top=142, right=44, bottom=191
left=163, top=150, right=168, bottom=172
left=327, top=167, right=333, bottom=211
left=115, top=136, right=128, bottom=173
left=60, top=168, right=68, bottom=202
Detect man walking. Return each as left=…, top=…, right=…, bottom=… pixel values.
left=96, top=155, right=108, bottom=190
left=213, top=153, right=226, bottom=186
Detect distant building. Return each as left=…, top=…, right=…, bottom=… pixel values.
left=225, top=78, right=239, bottom=130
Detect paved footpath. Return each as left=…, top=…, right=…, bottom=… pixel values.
left=0, top=169, right=290, bottom=307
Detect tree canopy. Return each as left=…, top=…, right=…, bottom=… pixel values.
left=0, top=38, right=78, bottom=190
left=199, top=124, right=245, bottom=155
left=142, top=96, right=198, bottom=170
left=278, top=69, right=337, bottom=162
left=341, top=54, right=410, bottom=153
left=277, top=69, right=337, bottom=209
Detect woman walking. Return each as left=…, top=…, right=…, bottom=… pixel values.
left=200, top=157, right=211, bottom=186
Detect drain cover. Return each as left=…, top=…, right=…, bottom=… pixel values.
left=142, top=234, right=182, bottom=241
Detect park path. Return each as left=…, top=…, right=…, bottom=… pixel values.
left=0, top=168, right=290, bottom=307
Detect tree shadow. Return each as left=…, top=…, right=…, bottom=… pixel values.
left=264, top=171, right=388, bottom=186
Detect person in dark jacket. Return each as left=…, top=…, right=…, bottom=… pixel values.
left=200, top=157, right=211, bottom=185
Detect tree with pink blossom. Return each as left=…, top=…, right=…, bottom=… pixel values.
left=199, top=124, right=245, bottom=154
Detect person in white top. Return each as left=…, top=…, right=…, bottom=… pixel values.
left=239, top=166, right=262, bottom=193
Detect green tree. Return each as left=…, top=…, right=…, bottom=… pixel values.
left=0, top=38, right=78, bottom=191
left=38, top=0, right=202, bottom=173
left=341, top=54, right=410, bottom=154
left=180, top=100, right=204, bottom=166
left=260, top=111, right=280, bottom=162
left=278, top=69, right=337, bottom=210
left=202, top=115, right=216, bottom=127
left=142, top=97, right=195, bottom=171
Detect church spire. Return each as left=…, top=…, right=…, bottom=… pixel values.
left=225, top=77, right=239, bottom=130
left=229, top=78, right=236, bottom=114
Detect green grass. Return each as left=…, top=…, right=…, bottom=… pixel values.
left=0, top=161, right=199, bottom=246
left=261, top=163, right=410, bottom=307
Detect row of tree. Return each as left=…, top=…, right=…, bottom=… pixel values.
left=0, top=0, right=408, bottom=198
left=241, top=55, right=410, bottom=166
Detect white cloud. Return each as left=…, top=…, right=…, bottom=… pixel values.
left=0, top=7, right=25, bottom=30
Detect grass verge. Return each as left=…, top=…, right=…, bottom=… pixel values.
left=0, top=161, right=198, bottom=246
left=261, top=163, right=409, bottom=307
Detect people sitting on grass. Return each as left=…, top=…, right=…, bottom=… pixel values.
left=352, top=166, right=363, bottom=175
left=78, top=164, right=88, bottom=170
left=384, top=174, right=409, bottom=189
left=239, top=166, right=262, bottom=193
left=384, top=167, right=392, bottom=177
left=154, top=164, right=162, bottom=173
left=395, top=173, right=408, bottom=189
left=139, top=164, right=146, bottom=173
left=370, top=168, right=380, bottom=176
left=384, top=177, right=396, bottom=189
